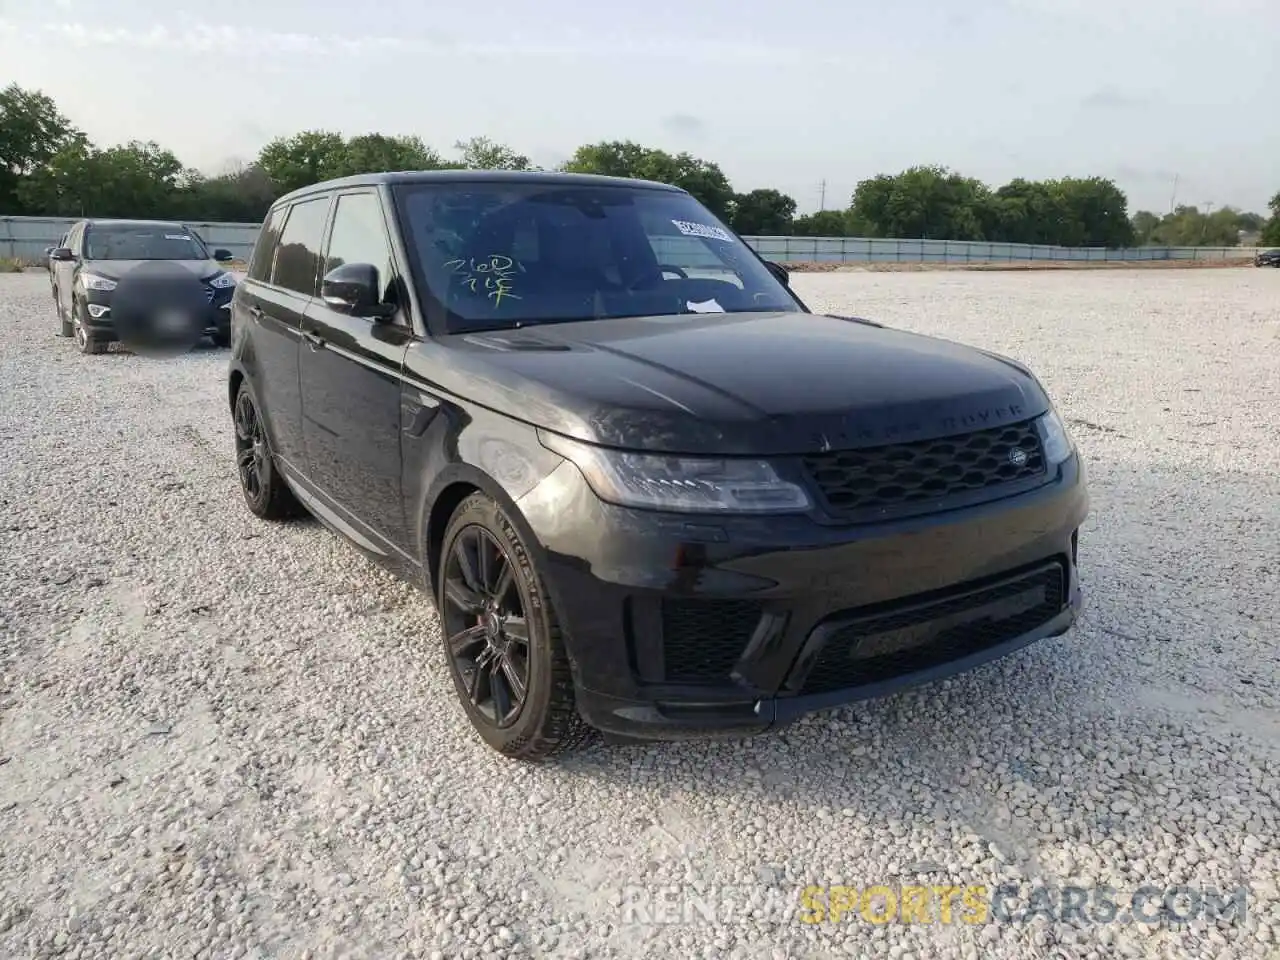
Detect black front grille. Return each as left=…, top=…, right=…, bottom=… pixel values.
left=798, top=562, right=1066, bottom=695
left=661, top=598, right=763, bottom=684
left=802, top=419, right=1046, bottom=518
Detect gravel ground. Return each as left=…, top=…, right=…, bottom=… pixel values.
left=1, top=268, right=1279, bottom=960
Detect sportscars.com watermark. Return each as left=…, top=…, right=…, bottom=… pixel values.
left=619, top=883, right=1249, bottom=927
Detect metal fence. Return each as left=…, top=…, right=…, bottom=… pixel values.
left=0, top=215, right=1261, bottom=266
left=0, top=217, right=262, bottom=264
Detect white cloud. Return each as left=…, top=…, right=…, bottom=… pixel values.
left=29, top=20, right=841, bottom=66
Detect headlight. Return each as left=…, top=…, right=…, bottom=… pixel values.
left=1035, top=408, right=1074, bottom=464
left=81, top=273, right=117, bottom=292
left=209, top=272, right=237, bottom=289
left=539, top=431, right=812, bottom=514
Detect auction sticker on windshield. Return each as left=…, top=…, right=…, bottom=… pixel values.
left=671, top=220, right=735, bottom=243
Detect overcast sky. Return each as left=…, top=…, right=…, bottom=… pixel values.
left=2, top=0, right=1276, bottom=215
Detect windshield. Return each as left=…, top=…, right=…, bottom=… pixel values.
left=84, top=225, right=210, bottom=261
left=392, top=182, right=802, bottom=333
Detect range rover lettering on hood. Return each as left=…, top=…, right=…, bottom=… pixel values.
left=821, top=403, right=1028, bottom=449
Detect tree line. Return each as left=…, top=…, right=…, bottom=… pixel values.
left=3, top=84, right=1278, bottom=248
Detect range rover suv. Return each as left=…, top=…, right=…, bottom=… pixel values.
left=227, top=170, right=1088, bottom=762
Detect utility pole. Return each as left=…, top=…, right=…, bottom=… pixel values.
left=818, top=179, right=827, bottom=212
left=1168, top=174, right=1179, bottom=215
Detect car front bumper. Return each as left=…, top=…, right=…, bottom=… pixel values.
left=82, top=288, right=233, bottom=341
left=517, top=453, right=1089, bottom=742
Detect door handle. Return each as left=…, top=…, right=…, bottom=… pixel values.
left=302, top=330, right=325, bottom=350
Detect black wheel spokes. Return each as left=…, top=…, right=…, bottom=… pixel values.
left=443, top=525, right=532, bottom=729
left=237, top=446, right=261, bottom=498
left=233, top=395, right=266, bottom=498
left=233, top=396, right=256, bottom=443
left=448, top=623, right=488, bottom=658
left=490, top=561, right=515, bottom=612
left=444, top=534, right=487, bottom=615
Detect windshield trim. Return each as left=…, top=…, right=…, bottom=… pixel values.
left=390, top=181, right=806, bottom=339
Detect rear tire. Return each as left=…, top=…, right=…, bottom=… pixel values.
left=232, top=382, right=305, bottom=521
left=56, top=294, right=73, bottom=338
left=436, top=493, right=593, bottom=762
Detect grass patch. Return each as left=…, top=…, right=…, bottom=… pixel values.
left=0, top=257, right=24, bottom=273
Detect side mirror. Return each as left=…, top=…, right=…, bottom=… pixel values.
left=213, top=248, right=234, bottom=263
left=764, top=260, right=790, bottom=286
left=51, top=247, right=75, bottom=262
left=321, top=262, right=394, bottom=320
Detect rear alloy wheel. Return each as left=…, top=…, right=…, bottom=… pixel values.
left=232, top=383, right=303, bottom=520
left=438, top=493, right=592, bottom=761
left=72, top=301, right=106, bottom=354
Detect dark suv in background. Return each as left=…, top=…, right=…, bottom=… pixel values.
left=228, top=171, right=1088, bottom=762
left=50, top=218, right=239, bottom=354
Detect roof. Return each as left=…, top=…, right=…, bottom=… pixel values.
left=81, top=218, right=191, bottom=229
left=273, top=169, right=686, bottom=208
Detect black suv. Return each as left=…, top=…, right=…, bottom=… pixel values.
left=1256, top=249, right=1280, bottom=267
left=228, top=171, right=1088, bottom=762
left=50, top=218, right=239, bottom=354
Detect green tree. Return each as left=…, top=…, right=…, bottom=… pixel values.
left=1050, top=177, right=1134, bottom=247
left=792, top=210, right=854, bottom=237
left=455, top=136, right=534, bottom=171
left=1260, top=192, right=1280, bottom=246
left=18, top=140, right=184, bottom=218
left=850, top=166, right=991, bottom=240
left=339, top=133, right=449, bottom=176
left=1131, top=210, right=1161, bottom=245
left=986, top=179, right=1070, bottom=245
left=561, top=140, right=736, bottom=220
left=173, top=163, right=278, bottom=223
left=729, top=189, right=797, bottom=235
left=1235, top=211, right=1265, bottom=234
left=1148, top=205, right=1242, bottom=246
left=256, top=131, right=348, bottom=194
left=0, top=84, right=85, bottom=213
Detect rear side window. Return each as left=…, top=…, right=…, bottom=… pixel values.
left=247, top=206, right=284, bottom=282
left=271, top=196, right=330, bottom=296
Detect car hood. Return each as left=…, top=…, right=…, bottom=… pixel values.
left=83, top=260, right=223, bottom=282
left=420, top=311, right=1052, bottom=456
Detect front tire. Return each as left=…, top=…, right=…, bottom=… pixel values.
left=232, top=382, right=304, bottom=521
left=437, top=493, right=592, bottom=762
left=72, top=300, right=106, bottom=354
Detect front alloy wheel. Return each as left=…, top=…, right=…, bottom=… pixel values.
left=72, top=301, right=106, bottom=354
left=442, top=525, right=532, bottom=728
left=437, top=493, right=591, bottom=761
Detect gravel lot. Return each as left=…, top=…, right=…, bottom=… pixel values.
left=2, top=268, right=1279, bottom=960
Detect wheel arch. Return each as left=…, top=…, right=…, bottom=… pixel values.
left=421, top=464, right=553, bottom=601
